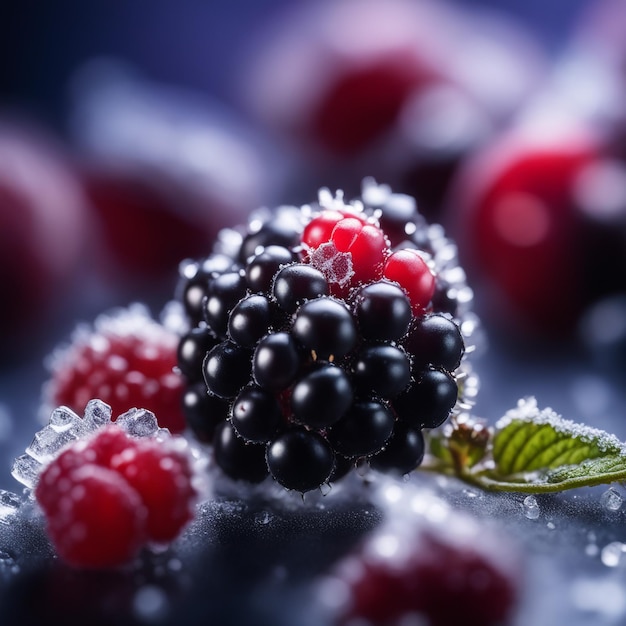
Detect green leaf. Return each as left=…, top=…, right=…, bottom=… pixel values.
left=483, top=397, right=626, bottom=492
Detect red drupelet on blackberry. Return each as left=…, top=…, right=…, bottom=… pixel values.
left=175, top=180, right=479, bottom=493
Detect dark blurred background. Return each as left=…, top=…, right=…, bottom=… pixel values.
left=1, top=0, right=591, bottom=126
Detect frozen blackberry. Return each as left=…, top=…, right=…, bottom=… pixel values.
left=176, top=180, right=478, bottom=492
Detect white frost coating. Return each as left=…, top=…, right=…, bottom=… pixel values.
left=309, top=242, right=355, bottom=290
left=496, top=397, right=626, bottom=455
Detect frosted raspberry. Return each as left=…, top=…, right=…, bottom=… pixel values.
left=43, top=304, right=185, bottom=433
left=31, top=412, right=202, bottom=569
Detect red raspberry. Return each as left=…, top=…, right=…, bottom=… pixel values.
left=44, top=305, right=185, bottom=433
left=112, top=440, right=196, bottom=543
left=0, top=122, right=89, bottom=349
left=383, top=248, right=435, bottom=313
left=340, top=532, right=518, bottom=626
left=39, top=463, right=147, bottom=569
left=34, top=423, right=199, bottom=568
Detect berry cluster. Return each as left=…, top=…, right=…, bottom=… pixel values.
left=176, top=180, right=478, bottom=493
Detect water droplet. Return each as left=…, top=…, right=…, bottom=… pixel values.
left=601, top=487, right=623, bottom=511
left=255, top=510, right=271, bottom=525
left=523, top=495, right=540, bottom=520
left=133, top=585, right=169, bottom=622
left=462, top=488, right=480, bottom=499
left=319, top=482, right=332, bottom=496
left=584, top=532, right=596, bottom=554
left=547, top=521, right=556, bottom=530
left=0, top=551, right=19, bottom=580
left=167, top=558, right=182, bottom=572
left=601, top=541, right=626, bottom=567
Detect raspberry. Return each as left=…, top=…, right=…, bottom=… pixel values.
left=327, top=489, right=520, bottom=626
left=337, top=531, right=518, bottom=626
left=43, top=305, right=186, bottom=433
left=32, top=412, right=200, bottom=569
left=175, top=181, right=478, bottom=492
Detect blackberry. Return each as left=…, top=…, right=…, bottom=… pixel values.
left=176, top=180, right=478, bottom=492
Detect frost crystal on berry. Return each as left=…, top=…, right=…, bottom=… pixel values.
left=309, top=241, right=355, bottom=290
